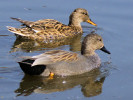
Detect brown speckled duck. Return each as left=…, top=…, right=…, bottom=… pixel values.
left=18, top=33, right=110, bottom=77
left=7, top=8, right=97, bottom=42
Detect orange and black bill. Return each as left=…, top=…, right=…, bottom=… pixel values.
left=87, top=19, right=97, bottom=26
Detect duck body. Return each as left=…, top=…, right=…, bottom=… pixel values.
left=41, top=52, right=101, bottom=76
left=18, top=33, right=110, bottom=76
left=7, top=8, right=97, bottom=42
left=19, top=50, right=100, bottom=76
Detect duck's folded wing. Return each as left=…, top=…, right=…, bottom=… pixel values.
left=30, top=19, right=64, bottom=30
left=31, top=50, right=78, bottom=66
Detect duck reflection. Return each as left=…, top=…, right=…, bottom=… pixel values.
left=15, top=67, right=108, bottom=97
left=10, top=34, right=82, bottom=53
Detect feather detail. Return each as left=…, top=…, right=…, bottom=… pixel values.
left=31, top=50, right=78, bottom=66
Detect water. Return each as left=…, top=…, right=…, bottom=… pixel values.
left=0, top=0, right=133, bottom=100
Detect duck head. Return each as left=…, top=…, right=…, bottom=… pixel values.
left=69, top=8, right=97, bottom=27
left=81, top=33, right=110, bottom=56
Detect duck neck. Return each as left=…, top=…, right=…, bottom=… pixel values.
left=68, top=21, right=82, bottom=33
left=68, top=14, right=82, bottom=29
left=68, top=20, right=81, bottom=27
left=81, top=43, right=95, bottom=56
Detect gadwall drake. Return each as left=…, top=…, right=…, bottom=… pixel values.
left=7, top=8, right=96, bottom=42
left=18, top=33, right=110, bottom=77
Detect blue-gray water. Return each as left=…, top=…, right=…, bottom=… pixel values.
left=0, top=0, right=133, bottom=100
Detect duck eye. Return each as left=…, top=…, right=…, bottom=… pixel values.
left=82, top=12, right=87, bottom=15
left=97, top=38, right=102, bottom=41
left=99, top=39, right=102, bottom=41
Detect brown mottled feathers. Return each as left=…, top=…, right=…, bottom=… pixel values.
left=7, top=19, right=81, bottom=41
left=30, top=19, right=65, bottom=30
left=10, top=18, right=64, bottom=30
left=33, top=50, right=78, bottom=63
left=10, top=18, right=80, bottom=32
left=30, top=50, right=78, bottom=66
left=45, top=50, right=78, bottom=62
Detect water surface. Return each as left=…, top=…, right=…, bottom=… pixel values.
left=0, top=0, right=133, bottom=100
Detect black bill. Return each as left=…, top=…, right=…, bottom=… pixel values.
left=100, top=46, right=111, bottom=54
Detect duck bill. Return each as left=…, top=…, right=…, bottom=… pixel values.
left=87, top=19, right=97, bottom=26
left=100, top=46, right=111, bottom=54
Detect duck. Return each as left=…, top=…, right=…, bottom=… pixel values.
left=18, top=33, right=110, bottom=77
left=7, top=8, right=97, bottom=42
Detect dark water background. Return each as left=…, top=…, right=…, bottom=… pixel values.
left=0, top=0, right=133, bottom=100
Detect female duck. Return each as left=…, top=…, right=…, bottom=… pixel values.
left=18, top=33, right=110, bottom=76
left=7, top=8, right=97, bottom=42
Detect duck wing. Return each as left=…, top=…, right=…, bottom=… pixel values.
left=11, top=17, right=66, bottom=31
left=31, top=50, right=78, bottom=66
left=11, top=17, right=34, bottom=27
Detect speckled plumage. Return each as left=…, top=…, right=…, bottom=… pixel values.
left=18, top=33, right=110, bottom=76
left=7, top=8, right=97, bottom=42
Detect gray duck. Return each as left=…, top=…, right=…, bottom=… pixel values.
left=18, top=33, right=110, bottom=77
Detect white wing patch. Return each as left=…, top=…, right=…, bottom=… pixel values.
left=32, top=29, right=40, bottom=33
